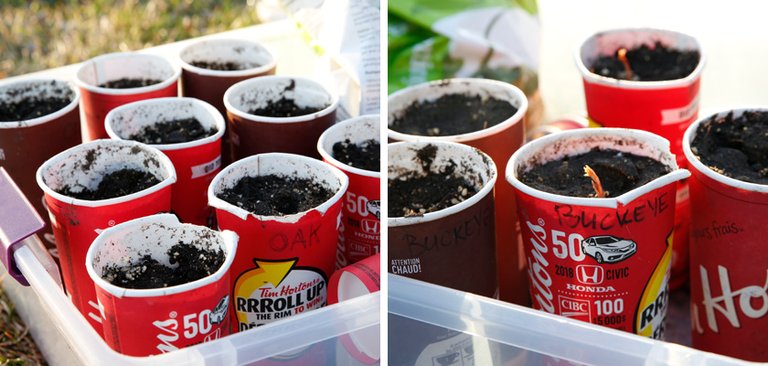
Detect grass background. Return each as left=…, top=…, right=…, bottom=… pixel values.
left=0, top=0, right=262, bottom=78
left=0, top=1, right=261, bottom=364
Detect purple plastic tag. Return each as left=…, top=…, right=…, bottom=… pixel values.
left=0, top=167, right=44, bottom=285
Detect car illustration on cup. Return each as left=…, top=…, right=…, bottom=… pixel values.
left=581, top=236, right=636, bottom=264
left=209, top=295, right=229, bottom=325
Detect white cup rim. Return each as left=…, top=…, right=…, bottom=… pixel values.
left=317, top=114, right=381, bottom=179
left=35, top=139, right=177, bottom=208
left=208, top=152, right=350, bottom=223
left=178, top=38, right=278, bottom=77
left=223, top=75, right=339, bottom=124
left=388, top=141, right=498, bottom=227
left=105, top=97, right=226, bottom=151
left=74, top=52, right=182, bottom=96
left=85, top=214, right=239, bottom=298
left=506, top=128, right=690, bottom=209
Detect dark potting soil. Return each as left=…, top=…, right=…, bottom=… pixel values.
left=102, top=242, right=224, bottom=289
left=590, top=42, right=700, bottom=81
left=128, top=118, right=217, bottom=144
left=57, top=168, right=161, bottom=200
left=190, top=60, right=251, bottom=71
left=519, top=148, right=671, bottom=198
left=388, top=144, right=479, bottom=217
left=246, top=79, right=326, bottom=117
left=690, top=111, right=768, bottom=184
left=332, top=139, right=380, bottom=172
left=217, top=175, right=335, bottom=216
left=248, top=98, right=324, bottom=117
left=390, top=94, right=518, bottom=137
left=98, top=78, right=163, bottom=89
left=0, top=96, right=72, bottom=122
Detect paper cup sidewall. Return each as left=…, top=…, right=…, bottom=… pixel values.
left=388, top=142, right=497, bottom=297
left=97, top=279, right=231, bottom=356
left=208, top=153, right=347, bottom=331
left=76, top=53, right=181, bottom=141
left=506, top=128, right=686, bottom=337
left=318, top=115, right=381, bottom=267
left=683, top=109, right=768, bottom=360
left=0, top=79, right=82, bottom=253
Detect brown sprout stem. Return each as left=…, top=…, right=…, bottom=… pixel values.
left=583, top=165, right=607, bottom=198
left=617, top=48, right=633, bottom=80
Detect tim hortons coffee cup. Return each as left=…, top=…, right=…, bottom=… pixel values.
left=317, top=114, right=381, bottom=269
left=0, top=79, right=81, bottom=259
left=507, top=128, right=689, bottom=338
left=208, top=153, right=348, bottom=332
left=86, top=214, right=237, bottom=356
left=389, top=141, right=498, bottom=298
left=75, top=52, right=180, bottom=141
left=683, top=108, right=768, bottom=361
left=223, top=76, right=338, bottom=161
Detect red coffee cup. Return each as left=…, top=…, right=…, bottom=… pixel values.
left=223, top=76, right=338, bottom=161
left=507, top=128, right=689, bottom=338
left=0, top=79, right=81, bottom=259
left=86, top=214, right=237, bottom=356
left=36, top=139, right=176, bottom=332
left=105, top=97, right=226, bottom=226
left=388, top=78, right=528, bottom=305
left=389, top=141, right=498, bottom=298
left=178, top=38, right=277, bottom=116
left=683, top=108, right=768, bottom=361
left=575, top=28, right=704, bottom=161
left=576, top=28, right=704, bottom=290
left=75, top=52, right=181, bottom=142
left=208, top=153, right=348, bottom=332
left=317, top=115, right=380, bottom=269
left=328, top=253, right=380, bottom=365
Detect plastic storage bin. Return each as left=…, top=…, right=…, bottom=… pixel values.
left=389, top=274, right=753, bottom=366
left=2, top=234, right=379, bottom=365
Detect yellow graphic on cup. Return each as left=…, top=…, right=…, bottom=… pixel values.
left=635, top=232, right=673, bottom=339
left=588, top=117, right=604, bottom=128
left=234, top=259, right=297, bottom=325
